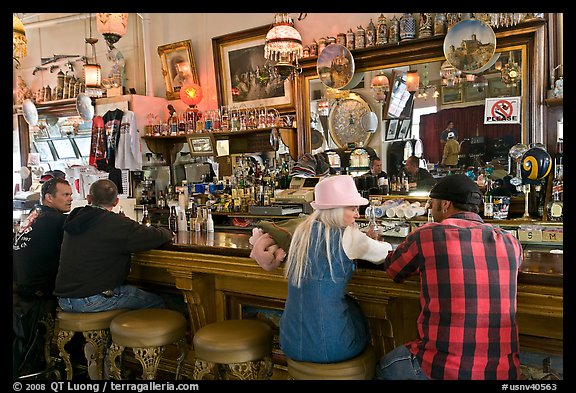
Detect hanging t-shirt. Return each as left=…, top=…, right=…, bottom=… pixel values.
left=115, top=110, right=142, bottom=171
left=102, top=108, right=125, bottom=191
left=89, top=116, right=105, bottom=168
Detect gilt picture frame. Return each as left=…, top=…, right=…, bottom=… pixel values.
left=212, top=25, right=294, bottom=112
left=158, top=40, right=199, bottom=100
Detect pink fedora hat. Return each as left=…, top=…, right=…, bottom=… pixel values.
left=310, top=175, right=369, bottom=210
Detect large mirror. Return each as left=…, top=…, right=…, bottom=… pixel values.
left=299, top=21, right=546, bottom=177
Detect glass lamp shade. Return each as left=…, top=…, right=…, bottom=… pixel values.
left=180, top=83, right=203, bottom=106
left=96, top=13, right=128, bottom=46
left=264, top=13, right=303, bottom=63
left=13, top=14, right=27, bottom=61
left=406, top=71, right=420, bottom=92
left=84, top=64, right=102, bottom=88
left=370, top=72, right=389, bottom=102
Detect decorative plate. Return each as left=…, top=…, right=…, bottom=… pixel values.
left=328, top=93, right=373, bottom=149
left=316, top=44, right=355, bottom=89
left=443, top=18, right=496, bottom=74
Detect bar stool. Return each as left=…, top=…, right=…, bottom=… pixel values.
left=108, top=308, right=188, bottom=380
left=56, top=308, right=128, bottom=380
left=287, top=345, right=376, bottom=380
left=192, top=319, right=274, bottom=380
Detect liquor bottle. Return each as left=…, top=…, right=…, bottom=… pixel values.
left=156, top=191, right=166, bottom=209
left=169, top=111, right=178, bottom=136
left=188, top=202, right=197, bottom=232
left=141, top=204, right=151, bottom=226
left=547, top=183, right=563, bottom=222
left=168, top=205, right=178, bottom=232
left=483, top=180, right=494, bottom=219
left=177, top=206, right=188, bottom=231
left=547, top=141, right=563, bottom=222
left=194, top=207, right=202, bottom=232
left=206, top=207, right=214, bottom=232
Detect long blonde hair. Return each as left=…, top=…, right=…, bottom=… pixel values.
left=284, top=208, right=347, bottom=287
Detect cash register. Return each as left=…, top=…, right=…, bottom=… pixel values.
left=274, top=176, right=320, bottom=204
left=250, top=177, right=320, bottom=216
left=269, top=176, right=321, bottom=214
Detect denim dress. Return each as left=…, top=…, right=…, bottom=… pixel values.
left=279, top=222, right=370, bottom=363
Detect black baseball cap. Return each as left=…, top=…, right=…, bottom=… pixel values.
left=429, top=174, right=483, bottom=205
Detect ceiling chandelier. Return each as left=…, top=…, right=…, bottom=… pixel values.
left=498, top=51, right=521, bottom=87
left=415, top=64, right=439, bottom=99
left=264, top=13, right=303, bottom=80
left=13, top=14, right=27, bottom=68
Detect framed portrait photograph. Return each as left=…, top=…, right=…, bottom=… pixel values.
left=441, top=86, right=463, bottom=105
left=385, top=119, right=399, bottom=141
left=397, top=119, right=412, bottom=140
left=212, top=25, right=294, bottom=112
left=158, top=40, right=199, bottom=100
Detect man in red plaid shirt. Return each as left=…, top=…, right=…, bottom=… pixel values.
left=376, top=174, right=522, bottom=380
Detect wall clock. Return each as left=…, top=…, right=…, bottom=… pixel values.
left=328, top=92, right=373, bottom=149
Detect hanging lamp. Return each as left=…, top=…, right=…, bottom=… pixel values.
left=84, top=14, right=102, bottom=93
left=264, top=13, right=303, bottom=80
left=97, top=13, right=128, bottom=48
left=13, top=14, right=27, bottom=68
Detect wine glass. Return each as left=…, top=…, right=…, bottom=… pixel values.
left=508, top=143, right=528, bottom=187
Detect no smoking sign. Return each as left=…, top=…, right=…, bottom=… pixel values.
left=484, top=96, right=521, bottom=124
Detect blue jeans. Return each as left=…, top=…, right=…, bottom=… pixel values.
left=58, top=285, right=165, bottom=312
left=375, top=345, right=430, bottom=380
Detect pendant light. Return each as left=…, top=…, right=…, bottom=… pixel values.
left=84, top=14, right=102, bottom=89
left=97, top=13, right=128, bottom=49
left=13, top=14, right=27, bottom=68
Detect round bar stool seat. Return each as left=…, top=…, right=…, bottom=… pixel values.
left=108, top=309, right=187, bottom=380
left=56, top=308, right=129, bottom=380
left=192, top=319, right=273, bottom=380
left=287, top=345, right=376, bottom=380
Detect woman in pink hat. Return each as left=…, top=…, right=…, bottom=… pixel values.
left=262, top=175, right=393, bottom=364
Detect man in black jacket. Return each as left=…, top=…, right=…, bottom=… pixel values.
left=13, top=176, right=73, bottom=378
left=54, top=179, right=173, bottom=312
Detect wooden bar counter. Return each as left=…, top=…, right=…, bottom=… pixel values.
left=129, top=230, right=563, bottom=364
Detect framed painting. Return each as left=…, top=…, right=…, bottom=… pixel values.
left=488, top=78, right=521, bottom=98
left=187, top=135, right=214, bottom=157
left=212, top=25, right=294, bottom=112
left=158, top=40, right=199, bottom=100
left=441, top=85, right=463, bottom=105
left=385, top=119, right=399, bottom=141
left=463, top=83, right=487, bottom=103
left=397, top=119, right=412, bottom=140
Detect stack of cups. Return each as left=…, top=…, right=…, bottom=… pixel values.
left=403, top=202, right=426, bottom=219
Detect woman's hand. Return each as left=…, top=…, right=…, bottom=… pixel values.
left=250, top=233, right=286, bottom=271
